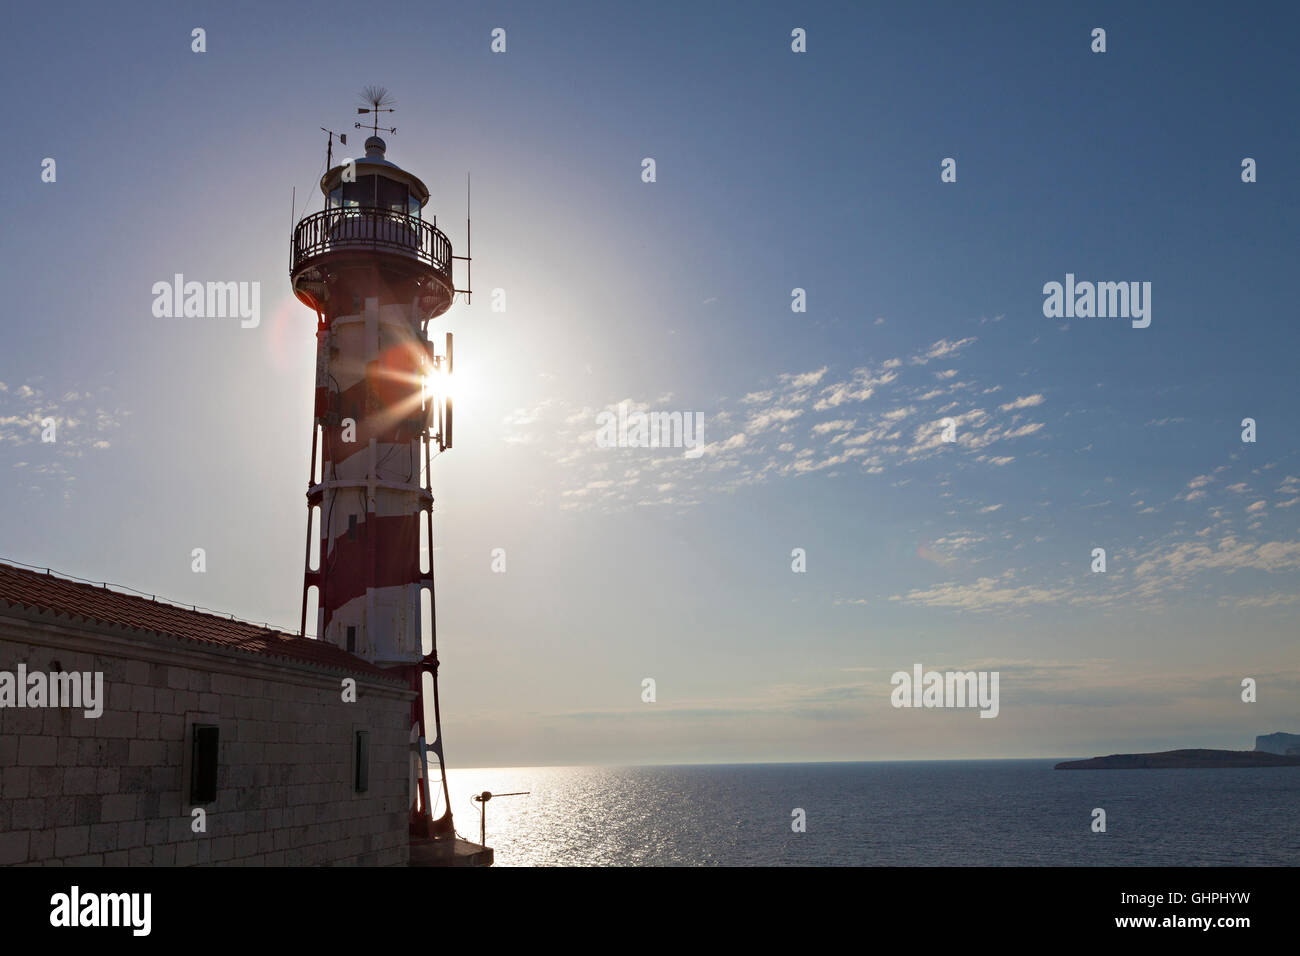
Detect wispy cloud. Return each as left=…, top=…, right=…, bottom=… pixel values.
left=0, top=382, right=124, bottom=498
left=496, top=336, right=1062, bottom=512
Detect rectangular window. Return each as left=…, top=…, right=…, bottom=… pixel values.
left=407, top=194, right=421, bottom=220
left=348, top=514, right=358, bottom=540
left=342, top=174, right=376, bottom=208
left=346, top=626, right=356, bottom=653
left=376, top=177, right=408, bottom=214
left=354, top=731, right=370, bottom=793
left=190, top=724, right=219, bottom=803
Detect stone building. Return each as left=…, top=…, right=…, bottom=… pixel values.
left=0, top=561, right=413, bottom=866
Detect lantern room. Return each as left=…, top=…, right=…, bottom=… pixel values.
left=323, top=136, right=429, bottom=217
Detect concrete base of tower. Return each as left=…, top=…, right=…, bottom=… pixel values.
left=409, top=834, right=494, bottom=867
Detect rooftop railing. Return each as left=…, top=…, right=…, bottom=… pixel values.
left=291, top=207, right=452, bottom=278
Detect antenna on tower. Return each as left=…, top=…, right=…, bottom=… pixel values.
left=356, top=85, right=397, bottom=137
left=452, top=172, right=473, bottom=305
left=320, top=128, right=347, bottom=169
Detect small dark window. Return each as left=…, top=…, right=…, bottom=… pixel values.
left=376, top=177, right=408, bottom=214
left=346, top=626, right=356, bottom=653
left=342, top=174, right=377, bottom=208
left=348, top=515, right=358, bottom=539
left=190, top=725, right=219, bottom=803
left=354, top=731, right=370, bottom=792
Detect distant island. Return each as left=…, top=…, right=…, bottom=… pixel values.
left=1055, top=733, right=1300, bottom=770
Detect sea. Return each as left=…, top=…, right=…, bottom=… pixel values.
left=444, top=761, right=1299, bottom=866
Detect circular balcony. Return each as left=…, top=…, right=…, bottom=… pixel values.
left=291, top=208, right=454, bottom=316
left=292, top=207, right=452, bottom=276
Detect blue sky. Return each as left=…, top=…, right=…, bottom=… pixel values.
left=1, top=1, right=1297, bottom=765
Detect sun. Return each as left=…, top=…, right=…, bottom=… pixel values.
left=425, top=334, right=481, bottom=409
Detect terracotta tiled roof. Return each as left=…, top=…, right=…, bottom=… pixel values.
left=0, top=561, right=401, bottom=681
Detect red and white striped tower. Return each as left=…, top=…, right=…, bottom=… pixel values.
left=290, top=115, right=465, bottom=837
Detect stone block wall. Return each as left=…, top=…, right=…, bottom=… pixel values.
left=0, top=613, right=413, bottom=866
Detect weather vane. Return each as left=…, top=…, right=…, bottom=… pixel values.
left=356, top=85, right=397, bottom=137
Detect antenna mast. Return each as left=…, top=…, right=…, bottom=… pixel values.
left=320, top=128, right=347, bottom=169
left=452, top=173, right=473, bottom=304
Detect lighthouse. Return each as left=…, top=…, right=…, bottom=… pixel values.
left=290, top=94, right=466, bottom=840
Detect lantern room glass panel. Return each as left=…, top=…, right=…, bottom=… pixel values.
left=377, top=177, right=408, bottom=214
left=342, top=175, right=376, bottom=208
